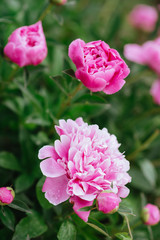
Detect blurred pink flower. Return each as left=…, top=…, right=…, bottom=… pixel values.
left=4, top=21, right=47, bottom=67
left=97, top=191, right=121, bottom=214
left=0, top=187, right=15, bottom=205
left=38, top=118, right=131, bottom=222
left=68, top=39, right=130, bottom=94
left=124, top=38, right=160, bottom=75
left=150, top=79, right=160, bottom=105
left=142, top=203, right=160, bottom=226
left=128, top=4, right=158, bottom=32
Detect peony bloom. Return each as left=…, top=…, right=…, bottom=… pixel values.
left=150, top=79, right=160, bottom=105
left=128, top=4, right=158, bottom=32
left=141, top=204, right=160, bottom=226
left=0, top=187, right=15, bottom=206
left=68, top=39, right=130, bottom=94
left=97, top=191, right=121, bottom=214
left=38, top=118, right=131, bottom=222
left=4, top=21, right=47, bottom=67
left=51, top=0, right=67, bottom=5
left=124, top=38, right=160, bottom=75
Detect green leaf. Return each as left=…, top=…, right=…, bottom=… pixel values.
left=87, top=222, right=111, bottom=238
left=78, top=206, right=93, bottom=212
left=50, top=75, right=68, bottom=96
left=0, top=152, right=21, bottom=171
left=129, top=167, right=153, bottom=193
left=139, top=159, right=157, bottom=187
left=115, top=232, right=132, bottom=240
left=63, top=69, right=76, bottom=78
left=36, top=177, right=52, bottom=209
left=15, top=174, right=35, bottom=193
left=9, top=199, right=31, bottom=213
left=12, top=211, right=48, bottom=240
left=57, top=220, right=76, bottom=240
left=0, top=207, right=15, bottom=231
left=118, top=203, right=135, bottom=216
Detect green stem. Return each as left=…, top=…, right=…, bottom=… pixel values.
left=39, top=2, right=53, bottom=21
left=56, top=82, right=83, bottom=118
left=7, top=65, right=20, bottom=83
left=125, top=215, right=133, bottom=240
left=148, top=226, right=154, bottom=240
left=127, top=129, right=160, bottom=161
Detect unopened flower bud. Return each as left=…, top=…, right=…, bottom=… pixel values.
left=141, top=204, right=160, bottom=226
left=97, top=191, right=121, bottom=214
left=0, top=187, right=15, bottom=206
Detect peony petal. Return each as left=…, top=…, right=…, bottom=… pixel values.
left=40, top=158, right=66, bottom=177
left=54, top=135, right=70, bottom=158
left=76, top=69, right=107, bottom=92
left=103, top=78, right=125, bottom=95
left=70, top=196, right=93, bottom=222
left=124, top=44, right=146, bottom=64
left=42, top=175, right=69, bottom=205
left=38, top=145, right=58, bottom=160
left=68, top=39, right=85, bottom=68
left=117, top=186, right=130, bottom=198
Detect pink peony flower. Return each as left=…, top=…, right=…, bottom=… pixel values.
left=68, top=39, right=130, bottom=94
left=38, top=118, right=131, bottom=222
left=0, top=187, right=15, bottom=206
left=97, top=191, right=121, bottom=214
left=128, top=4, right=158, bottom=32
left=4, top=21, right=47, bottom=67
left=150, top=79, right=160, bottom=105
left=124, top=38, right=160, bottom=75
left=141, top=203, right=160, bottom=226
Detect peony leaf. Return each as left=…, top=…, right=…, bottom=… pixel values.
left=57, top=220, right=76, bottom=240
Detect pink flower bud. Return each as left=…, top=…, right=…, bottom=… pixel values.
left=141, top=204, right=160, bottom=226
left=0, top=187, right=15, bottom=206
left=150, top=79, right=160, bottom=105
left=128, top=4, right=158, bottom=32
left=51, top=0, right=67, bottom=5
left=97, top=191, right=121, bottom=214
left=4, top=21, right=47, bottom=67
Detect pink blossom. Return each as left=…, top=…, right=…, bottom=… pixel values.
left=97, top=191, right=121, bottom=214
left=124, top=38, right=160, bottom=75
left=142, top=204, right=160, bottom=226
left=68, top=39, right=130, bottom=94
left=4, top=21, right=47, bottom=67
left=150, top=79, right=160, bottom=105
left=128, top=4, right=158, bottom=32
left=38, top=118, right=131, bottom=222
left=0, top=187, right=15, bottom=205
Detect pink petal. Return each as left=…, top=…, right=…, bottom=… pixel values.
left=76, top=69, right=107, bottom=92
left=68, top=39, right=85, bottom=68
left=42, top=176, right=69, bottom=205
left=117, top=186, right=130, bottom=198
left=103, top=78, right=125, bottom=95
left=124, top=44, right=146, bottom=64
left=38, top=145, right=58, bottom=160
left=40, top=158, right=66, bottom=177
left=54, top=135, right=70, bottom=158
left=70, top=196, right=93, bottom=222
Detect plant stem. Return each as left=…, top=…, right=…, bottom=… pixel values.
left=148, top=226, right=154, bottom=240
left=125, top=215, right=133, bottom=240
left=127, top=129, right=160, bottom=161
left=39, top=2, right=53, bottom=21
left=56, top=82, right=83, bottom=118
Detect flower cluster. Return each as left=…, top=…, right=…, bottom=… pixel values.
left=69, top=39, right=130, bottom=94
left=39, top=118, right=131, bottom=222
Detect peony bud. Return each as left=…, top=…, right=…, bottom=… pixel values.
left=141, top=204, right=160, bottom=226
left=150, top=79, right=160, bottom=105
left=50, top=0, right=67, bottom=5
left=97, top=191, right=121, bottom=214
left=0, top=187, right=15, bottom=206
left=4, top=21, right=47, bottom=67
